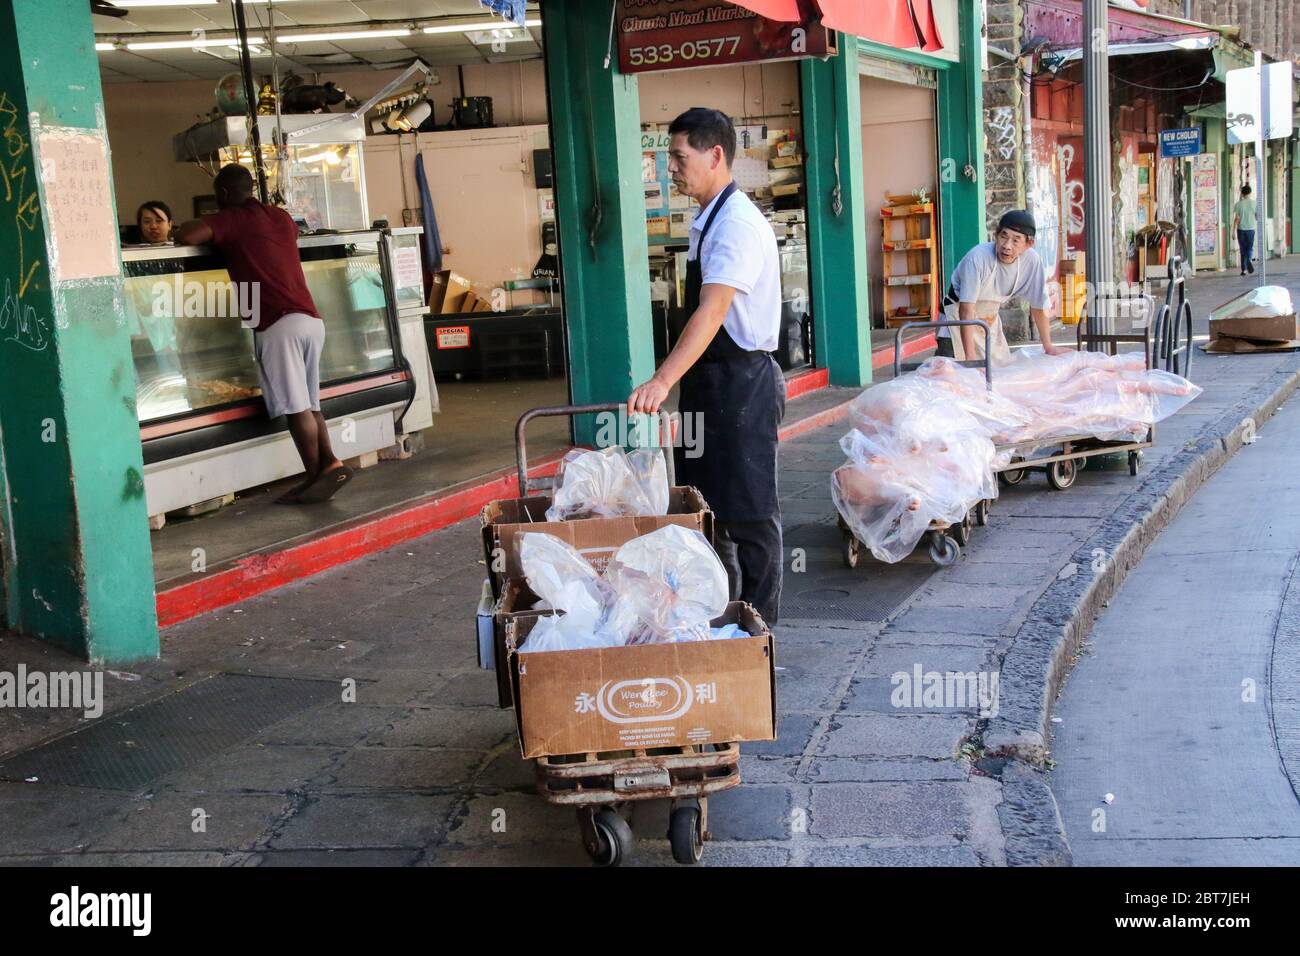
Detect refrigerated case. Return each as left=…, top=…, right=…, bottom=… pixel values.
left=123, top=228, right=437, bottom=518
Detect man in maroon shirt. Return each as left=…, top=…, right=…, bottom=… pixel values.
left=176, top=164, right=352, bottom=503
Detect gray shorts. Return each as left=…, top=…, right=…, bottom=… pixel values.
left=254, top=312, right=324, bottom=418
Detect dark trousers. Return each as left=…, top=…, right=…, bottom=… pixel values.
left=714, top=516, right=783, bottom=627
left=1238, top=229, right=1256, bottom=273
left=935, top=335, right=956, bottom=358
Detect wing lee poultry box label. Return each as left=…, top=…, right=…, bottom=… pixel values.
left=507, top=604, right=776, bottom=759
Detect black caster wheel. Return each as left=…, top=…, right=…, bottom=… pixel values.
left=973, top=499, right=990, bottom=527
left=1047, top=458, right=1078, bottom=491
left=951, top=515, right=971, bottom=547
left=585, top=807, right=634, bottom=867
left=1128, top=451, right=1141, bottom=476
left=668, top=803, right=705, bottom=865
left=928, top=532, right=960, bottom=567
left=842, top=533, right=861, bottom=569
left=998, top=467, right=1027, bottom=486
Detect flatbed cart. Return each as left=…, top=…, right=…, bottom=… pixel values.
left=838, top=321, right=996, bottom=569
left=512, top=402, right=743, bottom=867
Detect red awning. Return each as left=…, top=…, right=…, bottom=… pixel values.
left=728, top=0, right=945, bottom=52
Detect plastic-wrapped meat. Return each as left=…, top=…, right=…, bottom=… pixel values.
left=832, top=348, right=1201, bottom=563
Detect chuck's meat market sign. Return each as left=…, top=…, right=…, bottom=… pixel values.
left=617, top=0, right=836, bottom=74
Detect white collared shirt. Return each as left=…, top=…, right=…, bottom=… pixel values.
left=688, top=185, right=781, bottom=352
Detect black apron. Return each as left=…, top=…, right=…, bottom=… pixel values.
left=675, top=182, right=786, bottom=522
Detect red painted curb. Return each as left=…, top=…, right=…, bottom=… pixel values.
left=155, top=450, right=568, bottom=628
left=158, top=338, right=943, bottom=627
left=785, top=366, right=829, bottom=401
left=872, top=331, right=936, bottom=370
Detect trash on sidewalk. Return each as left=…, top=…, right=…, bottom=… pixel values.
left=1205, top=286, right=1300, bottom=353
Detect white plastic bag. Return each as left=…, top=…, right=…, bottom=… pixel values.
left=516, top=533, right=628, bottom=652
left=605, top=525, right=730, bottom=643
left=544, top=446, right=670, bottom=521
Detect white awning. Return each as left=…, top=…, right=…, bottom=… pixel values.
left=1056, top=34, right=1218, bottom=63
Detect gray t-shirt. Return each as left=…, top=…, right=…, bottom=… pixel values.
left=938, top=242, right=1049, bottom=338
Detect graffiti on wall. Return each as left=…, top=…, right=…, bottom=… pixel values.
left=987, top=106, right=1017, bottom=161
left=1028, top=156, right=1060, bottom=275
left=1059, top=138, right=1086, bottom=256
left=0, top=89, right=50, bottom=352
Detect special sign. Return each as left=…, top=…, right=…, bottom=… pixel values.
left=616, top=0, right=835, bottom=75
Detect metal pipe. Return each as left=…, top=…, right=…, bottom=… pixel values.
left=1082, top=0, right=1115, bottom=344
left=231, top=0, right=269, bottom=203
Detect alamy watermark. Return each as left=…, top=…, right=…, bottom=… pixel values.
left=150, top=277, right=261, bottom=329
left=0, top=665, right=103, bottom=719
left=891, top=664, right=1000, bottom=718
left=594, top=410, right=704, bottom=459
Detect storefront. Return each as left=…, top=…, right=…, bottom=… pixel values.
left=0, top=0, right=985, bottom=663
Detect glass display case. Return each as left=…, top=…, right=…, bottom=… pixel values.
left=122, top=231, right=408, bottom=451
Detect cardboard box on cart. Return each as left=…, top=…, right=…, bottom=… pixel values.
left=479, top=486, right=716, bottom=707
left=504, top=602, right=777, bottom=759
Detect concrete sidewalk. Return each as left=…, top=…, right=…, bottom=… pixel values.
left=1, top=263, right=1298, bottom=866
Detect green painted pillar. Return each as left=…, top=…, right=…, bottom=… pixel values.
left=542, top=0, right=655, bottom=446
left=1204, top=118, right=1227, bottom=269
left=0, top=0, right=158, bottom=662
left=936, top=0, right=986, bottom=280
left=801, top=35, right=872, bottom=388
left=1290, top=134, right=1300, bottom=255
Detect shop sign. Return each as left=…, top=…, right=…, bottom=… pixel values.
left=1158, top=128, right=1201, bottom=158
left=436, top=325, right=471, bottom=349
left=616, top=0, right=836, bottom=75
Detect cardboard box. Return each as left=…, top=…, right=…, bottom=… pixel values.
left=1208, top=313, right=1300, bottom=343
left=1203, top=335, right=1300, bottom=354
left=429, top=270, right=473, bottom=313
left=480, top=486, right=714, bottom=599
left=505, top=602, right=776, bottom=759
left=488, top=579, right=545, bottom=708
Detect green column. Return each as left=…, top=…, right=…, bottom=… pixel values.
left=542, top=1, right=655, bottom=446
left=1204, top=118, right=1227, bottom=269
left=801, top=35, right=872, bottom=388
left=1290, top=134, right=1300, bottom=255
left=0, top=0, right=158, bottom=662
left=936, top=0, right=986, bottom=279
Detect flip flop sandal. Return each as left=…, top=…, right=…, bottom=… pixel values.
left=296, top=465, right=354, bottom=504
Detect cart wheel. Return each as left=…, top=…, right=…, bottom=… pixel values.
left=999, top=468, right=1027, bottom=486
left=952, top=515, right=971, bottom=547
left=841, top=533, right=861, bottom=570
left=1047, top=458, right=1078, bottom=491
left=974, top=499, right=990, bottom=527
left=928, top=533, right=960, bottom=566
left=587, top=808, right=634, bottom=868
left=668, top=805, right=705, bottom=865
left=1128, top=451, right=1141, bottom=476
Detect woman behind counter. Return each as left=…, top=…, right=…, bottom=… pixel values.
left=136, top=200, right=173, bottom=244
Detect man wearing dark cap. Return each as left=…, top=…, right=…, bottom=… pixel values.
left=936, top=209, right=1066, bottom=364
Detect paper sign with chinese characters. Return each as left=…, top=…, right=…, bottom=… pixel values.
left=38, top=129, right=120, bottom=282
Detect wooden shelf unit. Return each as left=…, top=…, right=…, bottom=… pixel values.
left=880, top=195, right=939, bottom=328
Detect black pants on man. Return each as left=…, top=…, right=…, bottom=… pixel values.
left=714, top=516, right=783, bottom=626
left=935, top=335, right=956, bottom=358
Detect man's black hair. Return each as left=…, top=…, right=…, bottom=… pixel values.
left=668, top=107, right=736, bottom=166
left=1242, top=184, right=1252, bottom=195
left=997, top=208, right=1037, bottom=240
left=136, top=200, right=171, bottom=225
left=213, top=163, right=254, bottom=199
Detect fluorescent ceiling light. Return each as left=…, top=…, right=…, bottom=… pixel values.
left=95, top=42, right=116, bottom=51
left=279, top=28, right=411, bottom=43
left=127, top=37, right=261, bottom=50
left=109, top=1, right=218, bottom=7
left=423, top=18, right=541, bottom=35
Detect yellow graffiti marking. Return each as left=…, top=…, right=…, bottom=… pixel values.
left=0, top=90, right=44, bottom=302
